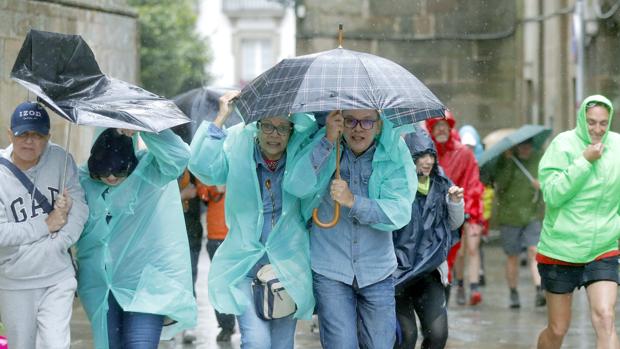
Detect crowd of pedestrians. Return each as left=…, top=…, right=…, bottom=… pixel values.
left=1, top=88, right=619, bottom=348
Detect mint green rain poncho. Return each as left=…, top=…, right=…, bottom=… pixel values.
left=188, top=114, right=317, bottom=319
left=76, top=129, right=197, bottom=349
left=285, top=115, right=417, bottom=230
left=538, top=95, right=620, bottom=263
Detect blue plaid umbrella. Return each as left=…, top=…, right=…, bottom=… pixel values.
left=234, top=48, right=445, bottom=125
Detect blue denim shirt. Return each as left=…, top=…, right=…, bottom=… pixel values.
left=310, top=137, right=394, bottom=288
left=207, top=123, right=284, bottom=274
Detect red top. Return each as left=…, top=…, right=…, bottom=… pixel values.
left=536, top=250, right=620, bottom=266
left=425, top=116, right=484, bottom=224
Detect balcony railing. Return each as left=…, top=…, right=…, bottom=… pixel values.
left=223, top=0, right=286, bottom=16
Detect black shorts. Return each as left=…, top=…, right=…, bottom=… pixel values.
left=538, top=256, right=620, bottom=294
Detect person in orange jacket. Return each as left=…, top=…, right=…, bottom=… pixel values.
left=196, top=182, right=236, bottom=342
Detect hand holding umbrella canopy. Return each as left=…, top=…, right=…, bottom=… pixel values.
left=173, top=86, right=243, bottom=139
left=11, top=29, right=190, bottom=133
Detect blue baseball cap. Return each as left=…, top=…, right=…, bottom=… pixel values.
left=11, top=101, right=50, bottom=136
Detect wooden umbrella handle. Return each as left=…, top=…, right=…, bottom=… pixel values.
left=312, top=203, right=340, bottom=228
left=312, top=136, right=341, bottom=228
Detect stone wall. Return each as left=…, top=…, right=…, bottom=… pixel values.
left=296, top=0, right=620, bottom=138
left=586, top=8, right=620, bottom=133
left=0, top=0, right=138, bottom=163
left=296, top=0, right=520, bottom=137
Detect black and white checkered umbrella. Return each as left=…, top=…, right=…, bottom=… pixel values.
left=234, top=48, right=445, bottom=126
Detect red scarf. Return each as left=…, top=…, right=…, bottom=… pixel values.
left=264, top=158, right=279, bottom=172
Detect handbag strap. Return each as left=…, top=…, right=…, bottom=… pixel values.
left=0, top=157, right=53, bottom=214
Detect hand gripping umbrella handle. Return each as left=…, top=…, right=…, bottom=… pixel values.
left=312, top=136, right=341, bottom=228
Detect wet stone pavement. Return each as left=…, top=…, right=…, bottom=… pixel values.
left=70, top=238, right=620, bottom=348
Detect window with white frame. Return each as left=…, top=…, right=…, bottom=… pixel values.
left=239, top=37, right=274, bottom=85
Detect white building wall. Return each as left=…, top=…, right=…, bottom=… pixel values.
left=197, top=0, right=295, bottom=88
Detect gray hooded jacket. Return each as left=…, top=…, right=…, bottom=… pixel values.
left=0, top=141, right=88, bottom=290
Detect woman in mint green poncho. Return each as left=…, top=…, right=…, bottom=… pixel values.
left=76, top=128, right=197, bottom=349
left=189, top=91, right=316, bottom=349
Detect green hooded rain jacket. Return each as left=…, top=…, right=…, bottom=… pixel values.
left=538, top=95, right=620, bottom=263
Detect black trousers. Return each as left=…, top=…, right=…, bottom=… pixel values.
left=395, top=271, right=448, bottom=349
left=206, top=239, right=236, bottom=331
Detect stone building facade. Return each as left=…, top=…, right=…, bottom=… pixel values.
left=295, top=0, right=620, bottom=138
left=0, top=0, right=138, bottom=163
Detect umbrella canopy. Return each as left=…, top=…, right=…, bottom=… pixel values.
left=11, top=29, right=190, bottom=133
left=482, top=128, right=516, bottom=149
left=173, top=86, right=243, bottom=137
left=478, top=124, right=551, bottom=167
left=234, top=48, right=445, bottom=126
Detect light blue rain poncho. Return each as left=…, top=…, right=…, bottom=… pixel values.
left=76, top=129, right=197, bottom=349
left=188, top=114, right=317, bottom=319
left=459, top=124, right=484, bottom=161
left=285, top=115, right=417, bottom=232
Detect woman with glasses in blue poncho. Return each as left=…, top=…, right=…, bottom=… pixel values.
left=189, top=91, right=317, bottom=349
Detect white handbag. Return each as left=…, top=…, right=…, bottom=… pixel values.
left=252, top=264, right=297, bottom=320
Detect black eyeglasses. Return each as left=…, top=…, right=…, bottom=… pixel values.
left=344, top=118, right=378, bottom=130
left=94, top=169, right=130, bottom=179
left=258, top=121, right=292, bottom=136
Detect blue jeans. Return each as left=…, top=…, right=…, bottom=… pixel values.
left=107, top=293, right=164, bottom=349
left=313, top=272, right=396, bottom=349
left=237, top=276, right=296, bottom=349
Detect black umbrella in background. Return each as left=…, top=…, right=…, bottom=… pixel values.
left=11, top=29, right=191, bottom=191
left=172, top=86, right=243, bottom=140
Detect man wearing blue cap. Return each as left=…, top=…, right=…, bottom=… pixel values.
left=0, top=101, right=88, bottom=348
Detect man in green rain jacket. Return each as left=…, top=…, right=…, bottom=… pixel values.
left=483, top=142, right=545, bottom=309
left=536, top=95, right=620, bottom=349
left=189, top=91, right=317, bottom=349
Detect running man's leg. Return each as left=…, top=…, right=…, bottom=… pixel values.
left=536, top=263, right=580, bottom=349
left=583, top=257, right=620, bottom=349
left=537, top=292, right=572, bottom=349
left=586, top=280, right=620, bottom=349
